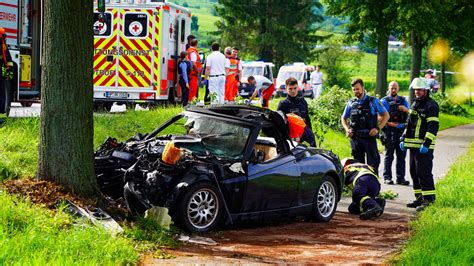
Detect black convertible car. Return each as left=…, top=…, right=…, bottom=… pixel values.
left=94, top=105, right=343, bottom=232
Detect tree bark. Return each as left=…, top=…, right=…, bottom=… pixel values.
left=409, top=30, right=422, bottom=103
left=36, top=0, right=96, bottom=197
left=376, top=33, right=389, bottom=98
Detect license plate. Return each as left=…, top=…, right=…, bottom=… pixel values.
left=106, top=92, right=128, bottom=98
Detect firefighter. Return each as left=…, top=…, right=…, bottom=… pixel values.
left=224, top=47, right=242, bottom=103
left=341, top=78, right=389, bottom=175
left=0, top=27, right=13, bottom=125
left=381, top=81, right=410, bottom=185
left=341, top=158, right=386, bottom=220
left=277, top=77, right=316, bottom=147
left=186, top=38, right=202, bottom=102
left=400, top=78, right=439, bottom=211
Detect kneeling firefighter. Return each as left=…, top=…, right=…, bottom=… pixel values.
left=341, top=158, right=386, bottom=220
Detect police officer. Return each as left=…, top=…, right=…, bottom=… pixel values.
left=341, top=79, right=389, bottom=174
left=381, top=81, right=410, bottom=185
left=277, top=77, right=316, bottom=147
left=341, top=158, right=386, bottom=220
left=400, top=78, right=439, bottom=211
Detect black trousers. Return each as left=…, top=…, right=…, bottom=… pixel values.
left=179, top=78, right=189, bottom=107
left=350, top=136, right=380, bottom=175
left=348, top=174, right=381, bottom=214
left=409, top=149, right=436, bottom=202
left=0, top=78, right=6, bottom=113
left=383, top=129, right=407, bottom=182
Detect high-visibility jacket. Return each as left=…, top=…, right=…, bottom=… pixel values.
left=344, top=163, right=380, bottom=189
left=402, top=96, right=439, bottom=150
left=186, top=47, right=202, bottom=77
left=226, top=57, right=240, bottom=79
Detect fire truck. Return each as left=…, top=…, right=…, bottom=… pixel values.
left=0, top=0, right=42, bottom=115
left=93, top=0, right=192, bottom=109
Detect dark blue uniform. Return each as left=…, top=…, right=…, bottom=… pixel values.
left=402, top=94, right=439, bottom=206
left=277, top=95, right=316, bottom=147
left=342, top=95, right=388, bottom=173
left=344, top=163, right=385, bottom=218
left=381, top=95, right=409, bottom=184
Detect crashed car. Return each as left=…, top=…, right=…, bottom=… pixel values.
left=95, top=105, right=343, bottom=232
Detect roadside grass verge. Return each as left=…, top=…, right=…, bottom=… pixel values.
left=0, top=191, right=139, bottom=265
left=394, top=142, right=474, bottom=265
left=439, top=113, right=474, bottom=131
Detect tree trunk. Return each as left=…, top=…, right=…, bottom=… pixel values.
left=440, top=62, right=446, bottom=93
left=376, top=33, right=389, bottom=98
left=36, top=0, right=96, bottom=197
left=409, top=30, right=422, bottom=103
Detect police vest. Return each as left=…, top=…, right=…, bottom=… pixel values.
left=178, top=60, right=191, bottom=77
left=349, top=96, right=377, bottom=131
left=403, top=96, right=439, bottom=150
left=344, top=163, right=380, bottom=188
left=384, top=95, right=408, bottom=124
left=186, top=47, right=202, bottom=76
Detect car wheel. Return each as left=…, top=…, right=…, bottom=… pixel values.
left=311, top=175, right=337, bottom=222
left=175, top=182, right=223, bottom=233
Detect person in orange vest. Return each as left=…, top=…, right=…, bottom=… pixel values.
left=0, top=27, right=13, bottom=124
left=224, top=47, right=242, bottom=103
left=186, top=38, right=202, bottom=102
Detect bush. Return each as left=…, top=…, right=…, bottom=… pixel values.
left=432, top=93, right=469, bottom=117
left=308, top=85, right=352, bottom=146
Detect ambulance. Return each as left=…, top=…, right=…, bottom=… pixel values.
left=0, top=0, right=42, bottom=114
left=275, top=63, right=314, bottom=97
left=93, top=0, right=192, bottom=108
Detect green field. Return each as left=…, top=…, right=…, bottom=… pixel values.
left=394, top=142, right=474, bottom=265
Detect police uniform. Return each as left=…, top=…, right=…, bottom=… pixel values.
left=344, top=162, right=385, bottom=219
left=342, top=95, right=387, bottom=173
left=277, top=95, right=316, bottom=147
left=402, top=91, right=439, bottom=207
left=381, top=95, right=409, bottom=184
left=0, top=32, right=13, bottom=119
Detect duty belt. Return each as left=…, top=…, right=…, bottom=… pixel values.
left=351, top=130, right=372, bottom=138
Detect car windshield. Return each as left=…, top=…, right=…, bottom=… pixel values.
left=243, top=66, right=263, bottom=77
left=164, top=113, right=252, bottom=160
left=277, top=71, right=302, bottom=81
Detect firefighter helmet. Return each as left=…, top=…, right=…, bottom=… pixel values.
left=341, top=158, right=358, bottom=168
left=409, top=78, right=429, bottom=90
left=286, top=113, right=306, bottom=139
left=0, top=28, right=5, bottom=36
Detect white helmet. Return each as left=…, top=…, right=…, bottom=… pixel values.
left=409, top=78, right=429, bottom=90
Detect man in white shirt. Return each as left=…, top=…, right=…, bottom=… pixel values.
left=310, top=65, right=324, bottom=98
left=249, top=75, right=275, bottom=108
left=205, top=43, right=227, bottom=104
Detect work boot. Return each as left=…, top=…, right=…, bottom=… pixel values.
left=348, top=202, right=361, bottom=215
left=375, top=198, right=386, bottom=215
left=359, top=205, right=383, bottom=220
left=384, top=179, right=394, bottom=185
left=406, top=198, right=423, bottom=208
left=396, top=179, right=410, bottom=186
left=416, top=201, right=434, bottom=212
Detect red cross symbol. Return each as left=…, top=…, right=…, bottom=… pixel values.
left=98, top=23, right=104, bottom=31
left=132, top=24, right=140, bottom=33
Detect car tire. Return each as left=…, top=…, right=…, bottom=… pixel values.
left=311, top=175, right=337, bottom=222
left=174, top=182, right=224, bottom=233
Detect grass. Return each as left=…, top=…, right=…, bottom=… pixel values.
left=394, top=142, right=474, bottom=265
left=0, top=191, right=139, bottom=265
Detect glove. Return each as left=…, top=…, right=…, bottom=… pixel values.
left=419, top=145, right=429, bottom=154
left=399, top=141, right=405, bottom=152
left=203, top=80, right=208, bottom=86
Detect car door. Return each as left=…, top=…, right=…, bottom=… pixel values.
left=242, top=153, right=300, bottom=212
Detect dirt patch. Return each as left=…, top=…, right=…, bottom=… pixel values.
left=1, top=178, right=94, bottom=209
left=143, top=204, right=412, bottom=265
